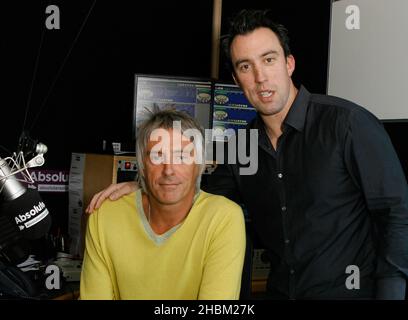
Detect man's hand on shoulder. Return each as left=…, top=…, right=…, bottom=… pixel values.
left=86, top=181, right=139, bottom=214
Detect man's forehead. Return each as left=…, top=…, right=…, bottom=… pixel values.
left=231, top=27, right=283, bottom=56
left=146, top=128, right=194, bottom=149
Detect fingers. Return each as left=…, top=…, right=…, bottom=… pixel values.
left=86, top=184, right=118, bottom=214
left=94, top=190, right=110, bottom=212
left=86, top=191, right=101, bottom=214
left=86, top=191, right=102, bottom=214
left=85, top=182, right=139, bottom=214
left=108, top=190, right=121, bottom=201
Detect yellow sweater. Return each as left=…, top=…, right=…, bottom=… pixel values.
left=80, top=190, right=246, bottom=300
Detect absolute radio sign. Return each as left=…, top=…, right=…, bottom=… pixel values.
left=29, top=169, right=69, bottom=193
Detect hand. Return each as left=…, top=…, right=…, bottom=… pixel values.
left=86, top=181, right=139, bottom=214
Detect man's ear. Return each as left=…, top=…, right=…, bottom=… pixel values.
left=286, top=54, right=295, bottom=77
left=232, top=73, right=239, bottom=86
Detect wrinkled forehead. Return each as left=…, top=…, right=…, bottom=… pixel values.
left=146, top=128, right=194, bottom=152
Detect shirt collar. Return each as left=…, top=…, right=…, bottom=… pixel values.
left=283, top=85, right=310, bottom=132
left=252, top=85, right=310, bottom=137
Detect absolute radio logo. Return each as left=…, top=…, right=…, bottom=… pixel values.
left=29, top=169, right=69, bottom=193
left=30, top=171, right=68, bottom=183
left=15, top=201, right=49, bottom=230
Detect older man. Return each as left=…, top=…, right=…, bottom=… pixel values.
left=80, top=109, right=246, bottom=300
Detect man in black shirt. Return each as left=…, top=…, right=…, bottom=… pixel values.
left=87, top=9, right=408, bottom=299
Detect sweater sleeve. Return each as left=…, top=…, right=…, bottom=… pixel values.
left=198, top=201, right=246, bottom=300
left=79, top=211, right=116, bottom=300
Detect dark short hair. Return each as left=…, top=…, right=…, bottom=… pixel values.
left=221, top=9, right=291, bottom=73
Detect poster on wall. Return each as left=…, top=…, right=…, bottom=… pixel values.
left=27, top=169, right=69, bottom=193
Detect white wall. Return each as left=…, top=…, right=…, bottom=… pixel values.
left=328, top=0, right=408, bottom=120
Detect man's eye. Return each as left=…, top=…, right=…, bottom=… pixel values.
left=239, top=64, right=250, bottom=72
left=150, top=153, right=163, bottom=162
left=265, top=57, right=275, bottom=63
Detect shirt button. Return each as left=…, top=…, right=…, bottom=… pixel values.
left=277, top=173, right=283, bottom=179
left=290, top=269, right=295, bottom=275
left=281, top=206, right=287, bottom=212
left=285, top=239, right=290, bottom=244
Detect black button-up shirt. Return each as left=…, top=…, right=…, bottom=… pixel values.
left=204, top=86, right=408, bottom=299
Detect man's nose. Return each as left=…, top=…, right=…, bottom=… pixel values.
left=254, top=64, right=266, bottom=83
left=162, top=162, right=175, bottom=176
